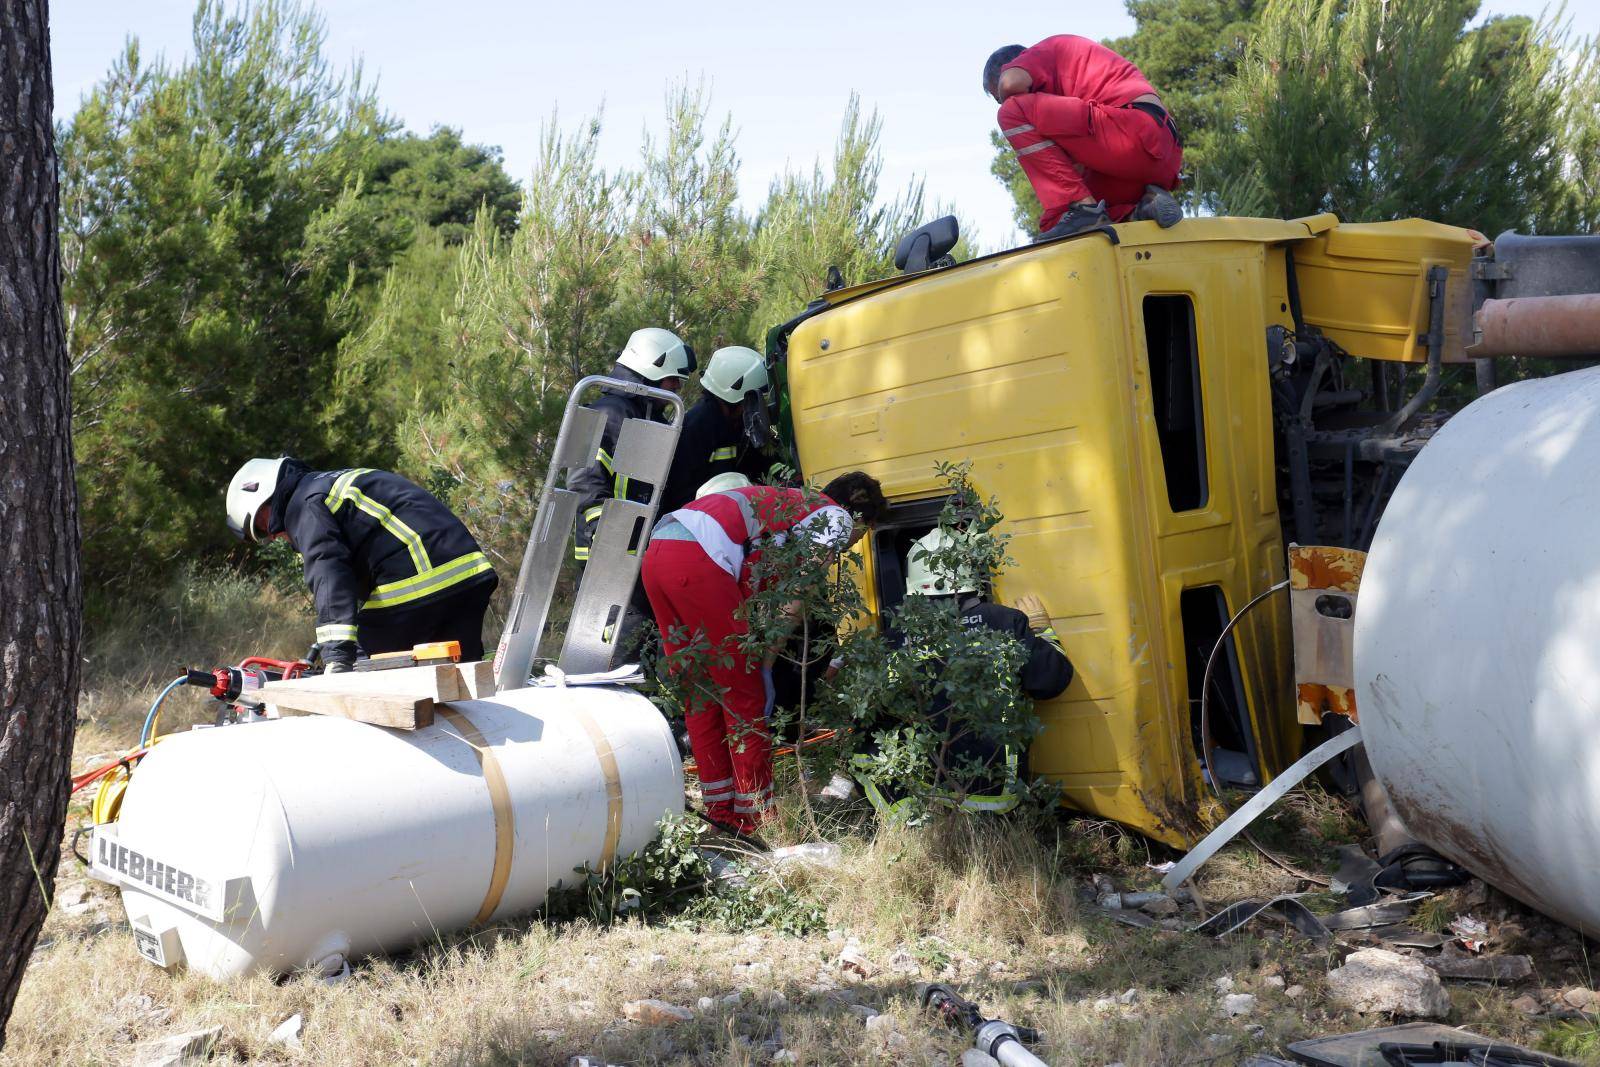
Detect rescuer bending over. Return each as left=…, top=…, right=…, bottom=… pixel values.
left=226, top=458, right=497, bottom=672
left=985, top=35, right=1184, bottom=241
left=641, top=473, right=888, bottom=836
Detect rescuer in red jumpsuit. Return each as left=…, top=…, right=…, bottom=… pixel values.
left=984, top=35, right=1184, bottom=241
left=640, top=473, right=888, bottom=836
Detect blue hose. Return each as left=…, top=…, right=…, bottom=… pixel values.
left=140, top=676, right=189, bottom=747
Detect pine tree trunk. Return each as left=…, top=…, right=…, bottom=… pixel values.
left=0, top=0, right=83, bottom=1046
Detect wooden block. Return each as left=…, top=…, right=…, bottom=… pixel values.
left=268, top=689, right=435, bottom=730
left=455, top=660, right=497, bottom=700
left=264, top=663, right=465, bottom=703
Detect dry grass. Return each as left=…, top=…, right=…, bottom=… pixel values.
left=5, top=575, right=1594, bottom=1065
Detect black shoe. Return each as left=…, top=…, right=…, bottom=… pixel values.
left=1132, top=185, right=1182, bottom=228
left=692, top=810, right=769, bottom=853
left=1033, top=201, right=1113, bottom=243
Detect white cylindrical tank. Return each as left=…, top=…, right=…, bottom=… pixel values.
left=1355, top=366, right=1600, bottom=934
left=98, top=685, right=682, bottom=978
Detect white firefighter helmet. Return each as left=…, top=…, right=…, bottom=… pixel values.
left=617, top=327, right=696, bottom=382
left=701, top=346, right=769, bottom=404
left=226, top=457, right=288, bottom=542
left=905, top=527, right=980, bottom=597
left=696, top=472, right=752, bottom=498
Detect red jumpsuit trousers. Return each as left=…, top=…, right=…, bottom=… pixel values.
left=641, top=538, right=772, bottom=832
left=998, top=93, right=1183, bottom=230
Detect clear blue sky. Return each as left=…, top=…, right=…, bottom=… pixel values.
left=51, top=0, right=1600, bottom=246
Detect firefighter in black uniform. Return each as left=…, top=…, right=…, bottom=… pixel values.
left=659, top=345, right=771, bottom=514
left=226, top=457, right=498, bottom=671
left=856, top=526, right=1074, bottom=816
left=569, top=327, right=697, bottom=562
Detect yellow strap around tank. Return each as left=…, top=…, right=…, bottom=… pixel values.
left=437, top=705, right=515, bottom=925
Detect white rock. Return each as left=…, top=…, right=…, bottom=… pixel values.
left=132, top=1026, right=222, bottom=1067
left=697, top=997, right=716, bottom=1012
left=1222, top=993, right=1257, bottom=1017
left=1093, top=997, right=1118, bottom=1012
left=865, top=1013, right=897, bottom=1035
left=267, top=1013, right=303, bottom=1050
left=721, top=993, right=745, bottom=1008
left=1263, top=975, right=1286, bottom=991
left=849, top=1004, right=879, bottom=1022
left=1327, top=949, right=1451, bottom=1018
left=962, top=1051, right=1002, bottom=1067
left=1119, top=988, right=1139, bottom=1005
left=1285, top=984, right=1306, bottom=1000
left=772, top=1052, right=798, bottom=1064
left=1214, top=976, right=1236, bottom=994
left=673, top=977, right=696, bottom=990
left=648, top=953, right=668, bottom=971
left=762, top=990, right=788, bottom=1009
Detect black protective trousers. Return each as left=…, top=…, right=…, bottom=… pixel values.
left=355, top=574, right=498, bottom=661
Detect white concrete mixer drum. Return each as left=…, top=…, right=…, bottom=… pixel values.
left=1355, top=366, right=1600, bottom=934
left=94, top=683, right=683, bottom=978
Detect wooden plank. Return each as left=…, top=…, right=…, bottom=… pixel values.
left=263, top=663, right=465, bottom=703
left=268, top=689, right=435, bottom=730
left=456, top=660, right=496, bottom=700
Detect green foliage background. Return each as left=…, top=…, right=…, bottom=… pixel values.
left=61, top=1, right=949, bottom=594
left=63, top=0, right=1600, bottom=607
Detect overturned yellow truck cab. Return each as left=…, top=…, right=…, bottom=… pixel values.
left=773, top=213, right=1483, bottom=847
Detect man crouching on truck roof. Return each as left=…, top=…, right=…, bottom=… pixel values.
left=985, top=35, right=1184, bottom=241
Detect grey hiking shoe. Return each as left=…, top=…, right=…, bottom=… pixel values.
left=1132, top=185, right=1182, bottom=228
left=1033, top=200, right=1114, bottom=243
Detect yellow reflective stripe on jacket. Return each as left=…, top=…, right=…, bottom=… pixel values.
left=595, top=448, right=615, bottom=474
left=710, top=445, right=737, bottom=462
left=325, top=468, right=371, bottom=514
left=583, top=505, right=604, bottom=523
left=316, top=623, right=358, bottom=643
left=1039, top=627, right=1069, bottom=659
left=363, top=551, right=493, bottom=610
left=573, top=546, right=591, bottom=561
left=339, top=487, right=430, bottom=576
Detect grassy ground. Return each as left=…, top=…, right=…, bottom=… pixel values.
left=6, top=573, right=1600, bottom=1065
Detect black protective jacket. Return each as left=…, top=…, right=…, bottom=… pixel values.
left=954, top=596, right=1074, bottom=701
left=568, top=364, right=674, bottom=560
left=658, top=395, right=769, bottom=514
left=268, top=460, right=494, bottom=665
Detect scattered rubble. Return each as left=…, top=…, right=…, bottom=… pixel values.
left=1222, top=993, right=1258, bottom=1017
left=1511, top=994, right=1543, bottom=1015
left=1327, top=948, right=1451, bottom=1018
left=131, top=1026, right=222, bottom=1067
left=267, top=1013, right=303, bottom=1051
left=1425, top=953, right=1533, bottom=982
left=622, top=999, right=694, bottom=1026
left=836, top=944, right=874, bottom=979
